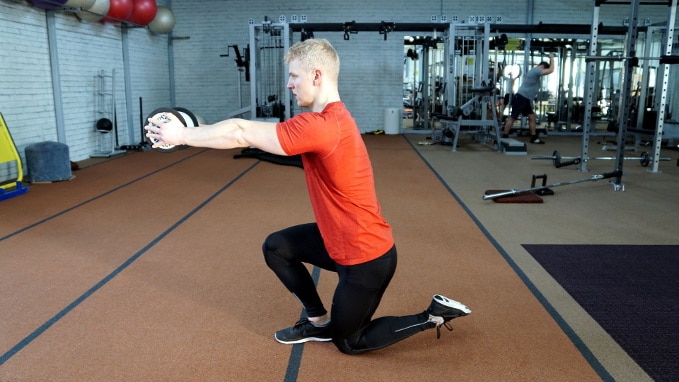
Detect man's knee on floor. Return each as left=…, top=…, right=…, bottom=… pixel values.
left=332, top=334, right=368, bottom=356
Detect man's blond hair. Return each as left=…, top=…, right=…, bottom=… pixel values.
left=284, top=39, right=340, bottom=82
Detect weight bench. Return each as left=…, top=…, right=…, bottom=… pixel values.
left=499, top=137, right=528, bottom=155
left=440, top=85, right=503, bottom=152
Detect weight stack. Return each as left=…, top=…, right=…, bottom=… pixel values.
left=25, top=141, right=72, bottom=182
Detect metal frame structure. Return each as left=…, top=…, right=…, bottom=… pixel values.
left=287, top=21, right=451, bottom=131
left=249, top=21, right=291, bottom=122
left=91, top=69, right=125, bottom=158
left=647, top=0, right=677, bottom=173
left=443, top=22, right=503, bottom=152
left=405, top=35, right=447, bottom=131
left=580, top=0, right=678, bottom=186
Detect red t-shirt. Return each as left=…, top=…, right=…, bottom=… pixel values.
left=276, top=102, right=394, bottom=266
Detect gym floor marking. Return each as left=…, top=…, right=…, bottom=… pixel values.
left=0, top=159, right=260, bottom=366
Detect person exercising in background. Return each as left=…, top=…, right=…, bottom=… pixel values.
left=145, top=38, right=471, bottom=355
left=502, top=54, right=554, bottom=144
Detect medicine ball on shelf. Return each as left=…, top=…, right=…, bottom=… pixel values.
left=96, top=118, right=113, bottom=132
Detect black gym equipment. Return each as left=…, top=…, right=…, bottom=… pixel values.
left=483, top=170, right=623, bottom=200
left=120, top=97, right=153, bottom=152
left=95, top=118, right=113, bottom=132
left=532, top=150, right=671, bottom=168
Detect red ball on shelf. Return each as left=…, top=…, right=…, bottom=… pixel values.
left=102, top=0, right=133, bottom=24
left=126, top=0, right=157, bottom=26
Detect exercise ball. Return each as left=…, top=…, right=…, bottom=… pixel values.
left=127, top=0, right=157, bottom=26
left=148, top=6, right=175, bottom=34
left=30, top=0, right=68, bottom=9
left=65, top=0, right=96, bottom=9
left=96, top=118, right=113, bottom=132
left=103, top=0, right=133, bottom=23
left=76, top=0, right=109, bottom=22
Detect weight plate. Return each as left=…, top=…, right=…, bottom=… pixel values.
left=552, top=150, right=561, bottom=166
left=640, top=151, right=650, bottom=167
left=174, top=107, right=199, bottom=127
left=146, top=107, right=187, bottom=153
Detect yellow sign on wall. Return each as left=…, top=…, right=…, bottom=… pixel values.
left=505, top=38, right=521, bottom=51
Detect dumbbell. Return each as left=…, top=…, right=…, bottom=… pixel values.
left=146, top=107, right=199, bottom=153
left=531, top=150, right=581, bottom=168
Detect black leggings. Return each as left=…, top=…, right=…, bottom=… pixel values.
left=262, top=223, right=434, bottom=355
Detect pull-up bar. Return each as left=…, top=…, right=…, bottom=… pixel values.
left=585, top=54, right=679, bottom=64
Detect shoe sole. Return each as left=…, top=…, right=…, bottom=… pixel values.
left=274, top=335, right=333, bottom=345
left=434, top=294, right=472, bottom=315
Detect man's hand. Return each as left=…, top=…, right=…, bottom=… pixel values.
left=145, top=112, right=186, bottom=148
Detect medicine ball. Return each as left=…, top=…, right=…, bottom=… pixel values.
left=96, top=118, right=113, bottom=132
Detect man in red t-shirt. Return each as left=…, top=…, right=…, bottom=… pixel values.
left=145, top=38, right=470, bottom=354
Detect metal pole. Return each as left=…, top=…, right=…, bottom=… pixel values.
left=422, top=44, right=430, bottom=130
left=635, top=26, right=656, bottom=131
left=249, top=23, right=257, bottom=120
left=45, top=10, right=66, bottom=144
left=579, top=3, right=601, bottom=172
left=445, top=23, right=454, bottom=115
left=122, top=25, right=134, bottom=146
left=649, top=0, right=677, bottom=173
left=611, top=0, right=641, bottom=190
left=283, top=22, right=291, bottom=120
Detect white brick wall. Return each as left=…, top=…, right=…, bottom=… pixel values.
left=0, top=0, right=173, bottom=179
left=0, top=0, right=676, bottom=179
left=0, top=2, right=54, bottom=148
left=55, top=16, right=125, bottom=160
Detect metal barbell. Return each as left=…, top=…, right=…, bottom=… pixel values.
left=532, top=150, right=671, bottom=168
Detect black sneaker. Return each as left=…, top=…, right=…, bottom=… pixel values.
left=427, top=294, right=471, bottom=339
left=274, top=318, right=332, bottom=344
left=530, top=136, right=545, bottom=144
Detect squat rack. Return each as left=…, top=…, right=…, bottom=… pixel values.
left=579, top=0, right=678, bottom=190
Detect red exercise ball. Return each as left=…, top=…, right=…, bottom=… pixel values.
left=103, top=0, right=133, bottom=23
left=127, top=0, right=157, bottom=26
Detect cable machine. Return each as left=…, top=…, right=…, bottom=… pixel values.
left=405, top=35, right=445, bottom=130
left=285, top=21, right=451, bottom=130
left=249, top=19, right=291, bottom=122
